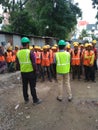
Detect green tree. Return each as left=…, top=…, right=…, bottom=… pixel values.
left=26, top=0, right=82, bottom=39
left=1, top=0, right=82, bottom=39
left=91, top=0, right=98, bottom=22
left=1, top=0, right=38, bottom=35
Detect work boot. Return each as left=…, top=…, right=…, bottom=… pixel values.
left=24, top=99, right=29, bottom=104
left=33, top=99, right=42, bottom=105
left=56, top=96, right=62, bottom=102
left=68, top=96, right=73, bottom=102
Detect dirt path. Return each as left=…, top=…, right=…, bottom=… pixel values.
left=0, top=72, right=98, bottom=130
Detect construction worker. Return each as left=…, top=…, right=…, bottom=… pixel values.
left=16, top=37, right=42, bottom=104
left=83, top=43, right=95, bottom=82
left=54, top=40, right=72, bottom=102
left=71, top=43, right=81, bottom=80
left=5, top=46, right=15, bottom=72
left=41, top=45, right=52, bottom=82
left=47, top=45, right=55, bottom=80
left=66, top=43, right=72, bottom=54
left=34, top=46, right=43, bottom=81
left=0, top=46, right=6, bottom=74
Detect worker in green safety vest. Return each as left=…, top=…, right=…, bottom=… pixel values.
left=54, top=40, right=72, bottom=102
left=16, top=37, right=42, bottom=105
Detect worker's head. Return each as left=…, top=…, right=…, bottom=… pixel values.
left=87, top=43, right=93, bottom=50
left=21, top=37, right=30, bottom=47
left=85, top=43, right=89, bottom=48
left=43, top=45, right=48, bottom=52
left=51, top=46, right=57, bottom=52
left=58, top=40, right=66, bottom=50
left=29, top=46, right=33, bottom=51
left=73, top=43, right=78, bottom=50
left=7, top=46, right=12, bottom=51
left=66, top=44, right=71, bottom=49
left=73, top=42, right=79, bottom=46
left=15, top=45, right=19, bottom=50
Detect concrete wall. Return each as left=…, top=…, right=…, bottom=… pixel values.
left=13, top=35, right=21, bottom=47
left=0, top=32, right=58, bottom=48
left=0, top=34, right=6, bottom=46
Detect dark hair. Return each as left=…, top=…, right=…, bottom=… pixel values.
left=22, top=42, right=29, bottom=47
left=58, top=45, right=65, bottom=50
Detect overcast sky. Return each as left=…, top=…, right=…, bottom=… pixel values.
left=74, top=0, right=97, bottom=23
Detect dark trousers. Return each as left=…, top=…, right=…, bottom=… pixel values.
left=94, top=60, right=97, bottom=70
left=36, top=64, right=43, bottom=80
left=50, top=63, right=57, bottom=80
left=72, top=65, right=80, bottom=79
left=7, top=62, right=15, bottom=72
left=41, top=66, right=52, bottom=81
left=21, top=71, right=38, bottom=103
left=84, top=65, right=95, bottom=81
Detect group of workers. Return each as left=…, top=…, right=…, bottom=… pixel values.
left=0, top=39, right=98, bottom=82
left=0, top=37, right=97, bottom=104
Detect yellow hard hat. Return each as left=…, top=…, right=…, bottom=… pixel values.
left=74, top=43, right=78, bottom=47
left=54, top=44, right=58, bottom=47
left=92, top=40, right=97, bottom=44
left=46, top=45, right=50, bottom=48
left=38, top=46, right=41, bottom=50
left=51, top=46, right=57, bottom=50
left=66, top=44, right=71, bottom=48
left=73, top=42, right=79, bottom=45
left=88, top=43, right=93, bottom=46
left=85, top=43, right=89, bottom=47
left=29, top=46, right=33, bottom=50
left=80, top=44, right=84, bottom=47
left=34, top=46, right=39, bottom=49
left=43, top=45, right=47, bottom=49
left=15, top=45, right=19, bottom=48
left=8, top=46, right=12, bottom=50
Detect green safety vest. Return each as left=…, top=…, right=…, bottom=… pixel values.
left=17, top=49, right=33, bottom=72
left=55, top=51, right=70, bottom=74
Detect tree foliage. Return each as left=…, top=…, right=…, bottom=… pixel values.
left=1, top=0, right=82, bottom=39
left=26, top=0, right=82, bottom=39
left=91, top=0, right=98, bottom=22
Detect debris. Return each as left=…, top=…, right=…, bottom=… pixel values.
left=15, top=104, right=19, bottom=110
left=96, top=119, right=98, bottom=122
left=18, top=112, right=23, bottom=115
left=25, top=107, right=28, bottom=109
left=26, top=115, right=30, bottom=119
left=87, top=86, right=90, bottom=89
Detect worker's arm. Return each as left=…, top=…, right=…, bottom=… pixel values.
left=90, top=53, right=95, bottom=66
left=16, top=57, right=20, bottom=70
left=30, top=51, right=37, bottom=72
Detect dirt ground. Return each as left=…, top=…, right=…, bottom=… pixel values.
left=0, top=71, right=98, bottom=130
